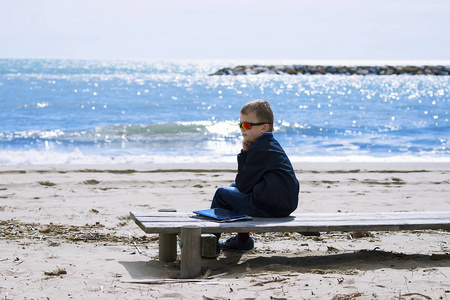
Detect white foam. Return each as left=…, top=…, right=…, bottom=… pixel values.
left=1, top=149, right=448, bottom=165
left=288, top=155, right=450, bottom=163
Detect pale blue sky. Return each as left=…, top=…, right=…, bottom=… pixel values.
left=1, top=0, right=449, bottom=61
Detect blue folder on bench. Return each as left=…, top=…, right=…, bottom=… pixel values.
left=193, top=208, right=253, bottom=222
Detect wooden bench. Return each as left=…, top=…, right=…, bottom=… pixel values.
left=130, top=211, right=450, bottom=278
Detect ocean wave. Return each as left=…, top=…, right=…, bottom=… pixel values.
left=1, top=120, right=448, bottom=158
left=0, top=121, right=238, bottom=143
left=2, top=119, right=446, bottom=145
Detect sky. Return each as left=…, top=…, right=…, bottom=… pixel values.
left=1, top=0, right=450, bottom=62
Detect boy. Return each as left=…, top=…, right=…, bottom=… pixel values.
left=211, top=99, right=299, bottom=251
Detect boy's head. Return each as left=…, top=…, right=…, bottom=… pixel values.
left=240, top=100, right=274, bottom=131
left=239, top=100, right=274, bottom=144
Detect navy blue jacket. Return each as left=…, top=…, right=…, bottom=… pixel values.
left=235, top=133, right=299, bottom=217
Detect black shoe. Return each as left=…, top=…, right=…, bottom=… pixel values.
left=219, top=236, right=254, bottom=251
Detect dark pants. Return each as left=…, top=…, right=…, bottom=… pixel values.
left=210, top=183, right=271, bottom=242
left=210, top=183, right=271, bottom=217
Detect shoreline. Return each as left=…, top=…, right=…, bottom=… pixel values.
left=1, top=161, right=449, bottom=172
left=1, top=162, right=449, bottom=298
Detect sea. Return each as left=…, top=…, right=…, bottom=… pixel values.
left=0, top=59, right=449, bottom=165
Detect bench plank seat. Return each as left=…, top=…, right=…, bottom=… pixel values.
left=130, top=211, right=450, bottom=278
left=131, top=211, right=450, bottom=233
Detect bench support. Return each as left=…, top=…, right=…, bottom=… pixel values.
left=159, top=233, right=177, bottom=262
left=180, top=225, right=201, bottom=278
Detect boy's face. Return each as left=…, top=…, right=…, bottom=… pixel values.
left=240, top=112, right=269, bottom=144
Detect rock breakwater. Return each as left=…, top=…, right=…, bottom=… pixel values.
left=211, top=64, right=450, bottom=75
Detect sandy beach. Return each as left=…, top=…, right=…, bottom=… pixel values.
left=0, top=162, right=449, bottom=299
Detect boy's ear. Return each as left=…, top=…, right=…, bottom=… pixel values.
left=262, top=123, right=270, bottom=132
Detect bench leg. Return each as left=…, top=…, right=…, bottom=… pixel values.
left=180, top=225, right=202, bottom=278
left=159, top=233, right=177, bottom=262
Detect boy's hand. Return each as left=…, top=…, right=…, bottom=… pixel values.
left=242, top=141, right=254, bottom=151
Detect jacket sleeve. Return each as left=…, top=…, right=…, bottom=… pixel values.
left=235, top=147, right=267, bottom=194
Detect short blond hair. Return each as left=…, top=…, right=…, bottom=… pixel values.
left=240, top=99, right=274, bottom=132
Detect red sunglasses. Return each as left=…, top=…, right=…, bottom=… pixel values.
left=238, top=122, right=267, bottom=131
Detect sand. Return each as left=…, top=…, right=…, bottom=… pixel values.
left=0, top=162, right=449, bottom=299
